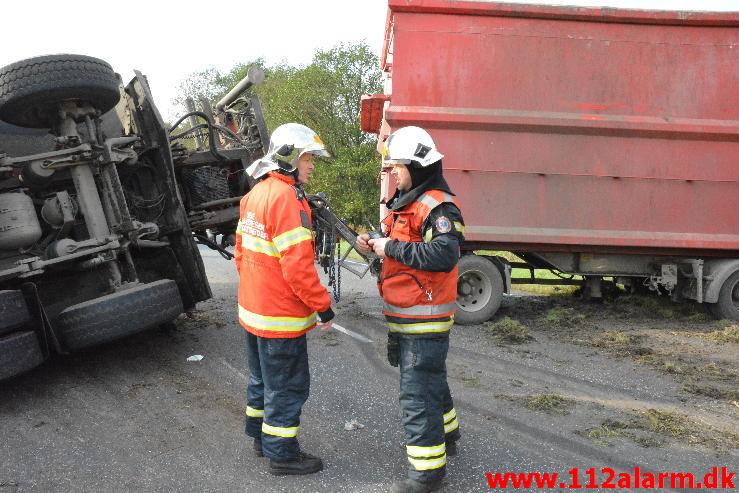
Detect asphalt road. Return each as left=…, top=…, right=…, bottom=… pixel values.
left=1, top=247, right=736, bottom=492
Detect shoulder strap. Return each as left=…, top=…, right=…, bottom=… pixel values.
left=417, top=190, right=457, bottom=211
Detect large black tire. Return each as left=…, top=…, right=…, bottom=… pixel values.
left=455, top=254, right=504, bottom=325
left=55, top=279, right=184, bottom=351
left=0, top=54, right=121, bottom=128
left=0, top=290, right=30, bottom=336
left=0, top=331, right=45, bottom=381
left=709, top=270, right=739, bottom=321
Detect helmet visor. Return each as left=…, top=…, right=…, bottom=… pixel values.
left=383, top=158, right=412, bottom=166
left=305, top=148, right=332, bottom=158
left=300, top=139, right=332, bottom=159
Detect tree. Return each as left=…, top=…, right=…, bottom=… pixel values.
left=172, top=67, right=223, bottom=111
left=175, top=43, right=383, bottom=225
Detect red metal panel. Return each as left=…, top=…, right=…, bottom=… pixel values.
left=373, top=1, right=739, bottom=255
left=387, top=0, right=739, bottom=26
left=360, top=94, right=390, bottom=134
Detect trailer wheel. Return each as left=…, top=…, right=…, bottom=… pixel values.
left=0, top=331, right=45, bottom=381
left=55, top=279, right=184, bottom=351
left=709, top=270, right=739, bottom=322
left=455, top=254, right=503, bottom=325
left=0, top=290, right=30, bottom=336
left=0, top=54, right=121, bottom=128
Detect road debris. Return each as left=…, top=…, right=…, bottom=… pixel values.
left=344, top=419, right=365, bottom=431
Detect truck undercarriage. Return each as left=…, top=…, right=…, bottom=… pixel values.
left=0, top=54, right=268, bottom=380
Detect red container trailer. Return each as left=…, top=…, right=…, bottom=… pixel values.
left=361, top=0, right=739, bottom=323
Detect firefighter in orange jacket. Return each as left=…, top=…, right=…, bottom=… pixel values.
left=357, top=126, right=464, bottom=493
left=235, top=123, right=334, bottom=476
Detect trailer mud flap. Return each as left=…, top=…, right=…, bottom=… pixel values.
left=21, top=282, right=67, bottom=356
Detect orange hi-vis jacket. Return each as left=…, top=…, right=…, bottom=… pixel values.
left=234, top=172, right=330, bottom=338
left=379, top=189, right=460, bottom=321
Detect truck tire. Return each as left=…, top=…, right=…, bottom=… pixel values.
left=0, top=54, right=121, bottom=128
left=709, top=270, right=739, bottom=322
left=55, top=279, right=184, bottom=351
left=0, top=331, right=45, bottom=381
left=455, top=254, right=503, bottom=325
left=0, top=290, right=30, bottom=336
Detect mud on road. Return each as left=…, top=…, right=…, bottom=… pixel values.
left=0, top=250, right=737, bottom=492
left=486, top=291, right=737, bottom=454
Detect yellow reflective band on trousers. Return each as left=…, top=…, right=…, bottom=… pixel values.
left=388, top=319, right=453, bottom=334
left=384, top=302, right=456, bottom=317
left=262, top=422, right=300, bottom=438
left=408, top=454, right=447, bottom=471
left=444, top=417, right=459, bottom=433
left=238, top=306, right=316, bottom=333
left=273, top=226, right=312, bottom=252
left=407, top=443, right=446, bottom=458
left=443, top=408, right=457, bottom=424
left=240, top=233, right=280, bottom=258
left=245, top=406, right=264, bottom=418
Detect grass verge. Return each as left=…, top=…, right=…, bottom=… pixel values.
left=476, top=250, right=583, bottom=296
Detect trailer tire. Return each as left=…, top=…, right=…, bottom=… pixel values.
left=709, top=270, right=739, bottom=322
left=0, top=331, right=45, bottom=381
left=0, top=54, right=120, bottom=128
left=55, top=279, right=184, bottom=351
left=455, top=254, right=503, bottom=325
left=0, top=290, right=30, bottom=336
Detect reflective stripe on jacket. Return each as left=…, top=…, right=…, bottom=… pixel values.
left=234, top=172, right=330, bottom=338
left=379, top=189, right=460, bottom=327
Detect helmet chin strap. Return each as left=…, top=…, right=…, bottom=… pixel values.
left=276, top=159, right=295, bottom=175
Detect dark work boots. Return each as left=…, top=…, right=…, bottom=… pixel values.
left=269, top=452, right=323, bottom=476
left=390, top=478, right=443, bottom=493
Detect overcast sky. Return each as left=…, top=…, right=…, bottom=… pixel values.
left=1, top=0, right=735, bottom=122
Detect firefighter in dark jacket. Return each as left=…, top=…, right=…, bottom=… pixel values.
left=357, top=126, right=464, bottom=493
left=236, top=123, right=334, bottom=476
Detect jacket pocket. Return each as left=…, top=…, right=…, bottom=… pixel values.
left=380, top=271, right=430, bottom=307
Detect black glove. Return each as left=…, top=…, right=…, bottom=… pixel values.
left=317, top=307, right=334, bottom=323
left=387, top=333, right=399, bottom=367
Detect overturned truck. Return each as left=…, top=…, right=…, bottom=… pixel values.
left=0, top=54, right=267, bottom=380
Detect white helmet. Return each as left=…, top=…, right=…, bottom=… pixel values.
left=382, top=126, right=444, bottom=168
left=246, top=123, right=331, bottom=179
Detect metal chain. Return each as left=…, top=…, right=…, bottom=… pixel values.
left=325, top=230, right=334, bottom=278
left=335, top=237, right=341, bottom=302
left=327, top=223, right=341, bottom=303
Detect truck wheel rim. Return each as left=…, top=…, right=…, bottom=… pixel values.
left=732, top=279, right=739, bottom=310
left=457, top=269, right=493, bottom=312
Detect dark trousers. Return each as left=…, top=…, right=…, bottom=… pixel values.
left=244, top=331, right=309, bottom=460
left=398, top=335, right=460, bottom=482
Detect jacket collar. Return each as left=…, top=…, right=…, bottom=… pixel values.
left=267, top=171, right=296, bottom=185
left=266, top=171, right=307, bottom=200
left=388, top=173, right=454, bottom=211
